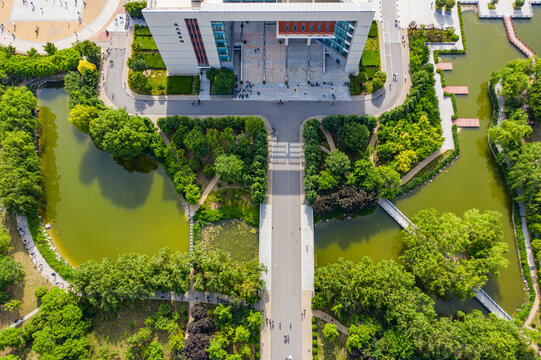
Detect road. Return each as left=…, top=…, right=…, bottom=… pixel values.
left=101, top=1, right=405, bottom=357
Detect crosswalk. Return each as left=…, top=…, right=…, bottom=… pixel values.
left=271, top=140, right=302, bottom=168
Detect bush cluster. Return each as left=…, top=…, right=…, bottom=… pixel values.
left=157, top=115, right=268, bottom=205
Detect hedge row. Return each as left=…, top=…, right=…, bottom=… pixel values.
left=396, top=125, right=460, bottom=196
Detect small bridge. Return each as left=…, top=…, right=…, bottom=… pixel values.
left=504, top=17, right=536, bottom=59
left=378, top=199, right=413, bottom=229
left=475, top=288, right=512, bottom=321
left=378, top=199, right=512, bottom=321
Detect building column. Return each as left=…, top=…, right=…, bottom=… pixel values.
left=307, top=38, right=311, bottom=46
left=285, top=38, right=289, bottom=46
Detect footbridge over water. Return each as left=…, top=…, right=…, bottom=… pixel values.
left=378, top=199, right=513, bottom=321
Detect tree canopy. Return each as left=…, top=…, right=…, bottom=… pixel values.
left=400, top=208, right=508, bottom=299
left=89, top=109, right=153, bottom=160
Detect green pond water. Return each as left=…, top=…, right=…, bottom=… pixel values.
left=315, top=10, right=539, bottom=315
left=514, top=6, right=541, bottom=55
left=202, top=220, right=259, bottom=262
left=38, top=87, right=190, bottom=267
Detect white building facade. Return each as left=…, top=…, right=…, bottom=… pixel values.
left=143, top=0, right=375, bottom=75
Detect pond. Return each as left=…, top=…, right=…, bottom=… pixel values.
left=38, top=87, right=190, bottom=267
left=315, top=10, right=536, bottom=315
left=202, top=220, right=259, bottom=262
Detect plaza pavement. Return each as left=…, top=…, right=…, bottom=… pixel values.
left=0, top=0, right=122, bottom=53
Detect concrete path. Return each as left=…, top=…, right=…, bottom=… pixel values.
left=15, top=216, right=70, bottom=290
left=9, top=307, right=40, bottom=329
left=190, top=174, right=221, bottom=213
left=400, top=148, right=446, bottom=185
left=319, top=126, right=336, bottom=152
left=312, top=310, right=349, bottom=335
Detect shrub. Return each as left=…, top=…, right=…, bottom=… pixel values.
left=203, top=164, right=215, bottom=178
left=212, top=68, right=235, bottom=95
left=368, top=21, right=378, bottom=38
left=124, top=0, right=147, bottom=18
left=312, top=339, right=317, bottom=346
left=312, top=324, right=317, bottom=331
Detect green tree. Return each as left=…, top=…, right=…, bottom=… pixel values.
left=128, top=56, right=148, bottom=72
left=0, top=228, right=12, bottom=255
left=69, top=105, right=100, bottom=134
left=214, top=154, right=244, bottom=184
left=435, top=0, right=446, bottom=9
left=0, top=327, right=23, bottom=351
left=2, top=300, right=21, bottom=313
left=146, top=341, right=164, bottom=360
left=89, top=109, right=152, bottom=160
left=213, top=304, right=232, bottom=328
left=0, top=87, right=39, bottom=138
left=245, top=117, right=266, bottom=137
left=213, top=69, right=235, bottom=95
left=0, top=131, right=43, bottom=214
left=27, top=48, right=38, bottom=57
left=184, top=184, right=201, bottom=205
left=528, top=78, right=541, bottom=122
left=43, top=42, right=57, bottom=55
left=445, top=0, right=456, bottom=11
left=489, top=117, right=531, bottom=151
left=246, top=311, right=263, bottom=335
left=325, top=150, right=351, bottom=177
left=233, top=325, right=250, bottom=343
left=207, top=336, right=228, bottom=360
left=322, top=323, right=339, bottom=340
left=400, top=208, right=508, bottom=299
left=73, top=40, right=101, bottom=65
left=318, top=170, right=339, bottom=191
left=129, top=71, right=150, bottom=92
left=375, top=165, right=400, bottom=198
left=341, top=122, right=370, bottom=153
left=183, top=127, right=208, bottom=157
left=346, top=323, right=378, bottom=353
left=124, top=0, right=147, bottom=18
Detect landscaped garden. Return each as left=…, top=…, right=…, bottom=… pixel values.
left=128, top=25, right=200, bottom=95
left=306, top=33, right=443, bottom=218
left=350, top=21, right=386, bottom=95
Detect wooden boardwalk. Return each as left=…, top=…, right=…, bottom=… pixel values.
left=378, top=199, right=513, bottom=321
left=504, top=17, right=536, bottom=59
left=453, top=118, right=480, bottom=128
left=443, top=86, right=469, bottom=95
left=436, top=62, right=453, bottom=71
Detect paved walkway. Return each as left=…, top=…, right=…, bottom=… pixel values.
left=191, top=174, right=221, bottom=213
left=462, top=0, right=539, bottom=18
left=312, top=310, right=349, bottom=335
left=8, top=307, right=39, bottom=329
left=400, top=148, right=447, bottom=184
left=319, top=125, right=336, bottom=152
left=503, top=16, right=536, bottom=58
left=15, top=216, right=70, bottom=289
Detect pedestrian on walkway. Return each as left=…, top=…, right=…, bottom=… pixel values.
left=13, top=23, right=16, bottom=32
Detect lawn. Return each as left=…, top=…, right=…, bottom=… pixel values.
left=351, top=21, right=382, bottom=95
left=144, top=70, right=199, bottom=95
left=134, top=36, right=158, bottom=51
left=87, top=300, right=188, bottom=359
left=0, top=212, right=52, bottom=329
left=138, top=53, right=166, bottom=69
left=360, top=50, right=380, bottom=67
left=197, top=187, right=259, bottom=227
left=134, top=24, right=152, bottom=36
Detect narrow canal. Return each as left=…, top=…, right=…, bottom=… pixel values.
left=38, top=87, right=190, bottom=267
left=316, top=9, right=540, bottom=315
